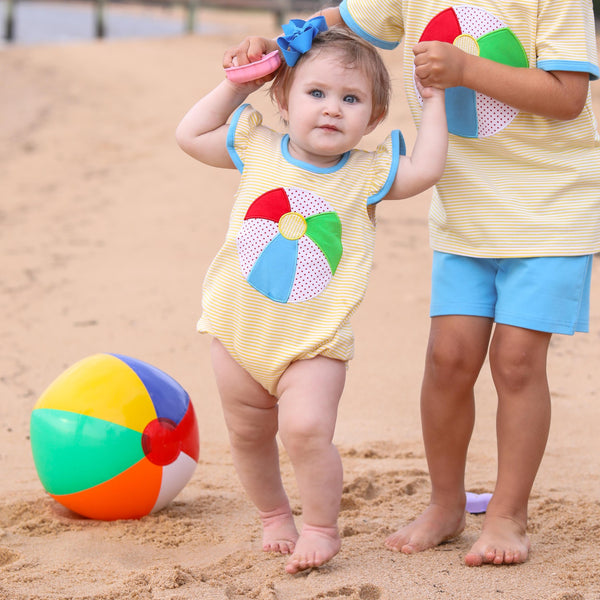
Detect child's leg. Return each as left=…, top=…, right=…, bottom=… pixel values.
left=211, top=339, right=299, bottom=555
left=465, top=323, right=551, bottom=566
left=276, top=355, right=346, bottom=574
left=385, top=315, right=493, bottom=553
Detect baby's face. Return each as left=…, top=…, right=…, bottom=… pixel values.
left=280, top=51, right=377, bottom=168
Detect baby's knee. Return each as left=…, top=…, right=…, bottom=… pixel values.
left=279, top=415, right=331, bottom=457
left=228, top=418, right=278, bottom=449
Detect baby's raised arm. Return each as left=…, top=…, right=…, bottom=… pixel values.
left=386, top=83, right=448, bottom=200
left=175, top=79, right=260, bottom=168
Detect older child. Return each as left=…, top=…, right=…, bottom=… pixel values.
left=177, top=23, right=447, bottom=573
left=224, top=0, right=600, bottom=566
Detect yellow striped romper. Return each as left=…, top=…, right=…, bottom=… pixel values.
left=197, top=105, right=404, bottom=395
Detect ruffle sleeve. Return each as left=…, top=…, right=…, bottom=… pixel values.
left=226, top=104, right=264, bottom=173
left=366, top=130, right=405, bottom=206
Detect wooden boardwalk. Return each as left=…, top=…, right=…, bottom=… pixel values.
left=2, top=0, right=325, bottom=41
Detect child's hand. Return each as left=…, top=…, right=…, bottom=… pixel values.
left=223, top=37, right=280, bottom=87
left=413, top=41, right=466, bottom=89
left=224, top=36, right=279, bottom=68
left=415, top=75, right=445, bottom=101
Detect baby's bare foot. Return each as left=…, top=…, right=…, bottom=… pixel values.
left=260, top=507, right=299, bottom=555
left=464, top=514, right=530, bottom=566
left=385, top=504, right=465, bottom=554
left=285, top=524, right=341, bottom=574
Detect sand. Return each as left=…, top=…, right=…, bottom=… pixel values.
left=1, top=8, right=600, bottom=600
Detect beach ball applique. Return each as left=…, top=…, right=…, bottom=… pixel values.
left=236, top=186, right=343, bottom=303
left=416, top=5, right=529, bottom=138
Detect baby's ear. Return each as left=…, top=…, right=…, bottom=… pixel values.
left=366, top=114, right=384, bottom=134
left=277, top=98, right=289, bottom=124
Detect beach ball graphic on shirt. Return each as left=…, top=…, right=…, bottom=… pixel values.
left=416, top=5, right=529, bottom=138
left=236, top=186, right=343, bottom=303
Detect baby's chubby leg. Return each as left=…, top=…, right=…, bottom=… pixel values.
left=211, top=339, right=299, bottom=554
left=277, top=356, right=346, bottom=574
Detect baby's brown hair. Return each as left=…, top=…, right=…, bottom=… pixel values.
left=269, top=26, right=391, bottom=126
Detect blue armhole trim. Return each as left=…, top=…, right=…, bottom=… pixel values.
left=537, top=59, right=599, bottom=81
left=226, top=104, right=248, bottom=173
left=339, top=0, right=399, bottom=50
left=367, top=130, right=405, bottom=206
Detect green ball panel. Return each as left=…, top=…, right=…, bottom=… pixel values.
left=478, top=28, right=528, bottom=68
left=30, top=408, right=145, bottom=495
left=304, top=212, right=343, bottom=275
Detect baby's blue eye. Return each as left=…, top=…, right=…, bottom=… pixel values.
left=310, top=89, right=324, bottom=98
left=344, top=95, right=358, bottom=104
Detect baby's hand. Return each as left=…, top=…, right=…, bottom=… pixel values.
left=415, top=75, right=445, bottom=100
left=223, top=36, right=278, bottom=68
left=223, top=37, right=280, bottom=87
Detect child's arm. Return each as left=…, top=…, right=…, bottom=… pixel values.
left=413, top=41, right=589, bottom=121
left=175, top=79, right=260, bottom=168
left=385, top=82, right=448, bottom=200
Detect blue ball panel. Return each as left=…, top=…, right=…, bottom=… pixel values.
left=110, top=354, right=189, bottom=424
left=446, top=86, right=478, bottom=138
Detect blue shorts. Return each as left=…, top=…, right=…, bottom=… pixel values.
left=430, top=252, right=593, bottom=335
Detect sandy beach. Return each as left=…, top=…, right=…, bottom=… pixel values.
left=1, top=8, right=600, bottom=599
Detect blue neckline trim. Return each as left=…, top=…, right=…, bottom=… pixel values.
left=367, top=130, right=405, bottom=205
left=281, top=135, right=351, bottom=172
left=537, top=59, right=599, bottom=81
left=340, top=0, right=398, bottom=50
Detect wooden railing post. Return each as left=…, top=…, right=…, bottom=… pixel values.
left=185, top=0, right=198, bottom=33
left=3, top=0, right=15, bottom=41
left=94, top=0, right=106, bottom=38
left=275, top=0, right=291, bottom=26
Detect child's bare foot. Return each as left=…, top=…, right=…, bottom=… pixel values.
left=285, top=524, right=341, bottom=574
left=464, top=514, right=530, bottom=566
left=384, top=504, right=465, bottom=554
left=260, top=507, right=299, bottom=555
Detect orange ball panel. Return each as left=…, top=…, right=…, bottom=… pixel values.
left=50, top=457, right=162, bottom=520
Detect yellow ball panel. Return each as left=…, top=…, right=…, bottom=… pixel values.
left=34, top=354, right=157, bottom=432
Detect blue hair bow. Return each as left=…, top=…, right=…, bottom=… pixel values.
left=276, top=16, right=328, bottom=67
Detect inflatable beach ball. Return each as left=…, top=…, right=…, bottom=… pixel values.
left=237, top=186, right=342, bottom=303
left=417, top=5, right=528, bottom=138
left=30, top=354, right=199, bottom=520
